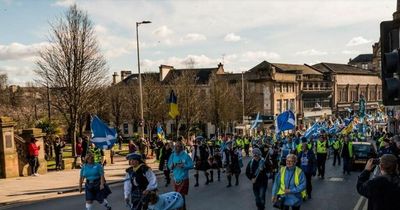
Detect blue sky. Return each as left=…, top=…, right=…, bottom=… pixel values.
left=0, top=0, right=396, bottom=85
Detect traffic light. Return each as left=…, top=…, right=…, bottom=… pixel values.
left=381, top=20, right=400, bottom=105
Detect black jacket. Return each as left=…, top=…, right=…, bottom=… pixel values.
left=245, top=158, right=271, bottom=186
left=357, top=170, right=400, bottom=210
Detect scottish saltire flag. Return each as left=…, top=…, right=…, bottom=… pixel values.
left=304, top=123, right=319, bottom=139
left=168, top=90, right=180, bottom=119
left=90, top=115, right=117, bottom=149
left=275, top=110, right=295, bottom=133
left=157, top=125, right=165, bottom=140
left=250, top=112, right=263, bottom=129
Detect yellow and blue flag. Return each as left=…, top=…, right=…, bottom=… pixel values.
left=157, top=124, right=165, bottom=140
left=168, top=90, right=180, bottom=119
left=341, top=120, right=353, bottom=135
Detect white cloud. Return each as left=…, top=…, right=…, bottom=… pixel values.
left=346, top=36, right=372, bottom=46
left=224, top=33, right=241, bottom=42
left=153, top=26, right=174, bottom=38
left=0, top=42, right=50, bottom=61
left=0, top=65, right=37, bottom=85
left=181, top=33, right=207, bottom=42
left=52, top=0, right=76, bottom=7
left=295, top=49, right=328, bottom=56
left=241, top=51, right=280, bottom=62
left=342, top=50, right=360, bottom=55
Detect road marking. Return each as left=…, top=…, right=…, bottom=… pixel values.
left=353, top=196, right=364, bottom=210
left=328, top=177, right=344, bottom=182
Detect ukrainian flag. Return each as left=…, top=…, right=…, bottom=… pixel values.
left=341, top=120, right=353, bottom=135
left=168, top=90, right=180, bottom=119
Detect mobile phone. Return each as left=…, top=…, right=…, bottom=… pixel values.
left=372, top=158, right=380, bottom=165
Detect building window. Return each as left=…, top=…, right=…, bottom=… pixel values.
left=339, top=88, right=347, bottom=102
left=370, top=89, right=376, bottom=101
left=282, top=84, right=288, bottom=92
left=283, top=99, right=288, bottom=111
left=290, top=99, right=295, bottom=111
left=275, top=84, right=281, bottom=92
left=377, top=88, right=382, bottom=100
left=351, top=90, right=358, bottom=102
left=277, top=100, right=282, bottom=113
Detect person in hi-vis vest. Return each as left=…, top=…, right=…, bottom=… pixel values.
left=316, top=134, right=328, bottom=179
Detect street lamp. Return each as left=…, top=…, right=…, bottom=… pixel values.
left=136, top=20, right=151, bottom=140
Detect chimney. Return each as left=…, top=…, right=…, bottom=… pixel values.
left=159, top=65, right=174, bottom=81
left=112, top=72, right=119, bottom=84
left=120, top=71, right=132, bottom=81
left=216, top=62, right=224, bottom=74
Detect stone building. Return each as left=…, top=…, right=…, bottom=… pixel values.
left=312, top=63, right=382, bottom=118
left=348, top=54, right=373, bottom=70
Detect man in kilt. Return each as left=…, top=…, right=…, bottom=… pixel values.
left=222, top=141, right=243, bottom=187
left=208, top=138, right=222, bottom=182
left=192, top=137, right=211, bottom=187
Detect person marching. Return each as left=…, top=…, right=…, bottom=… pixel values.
left=272, top=154, right=307, bottom=210
left=168, top=141, right=194, bottom=210
left=222, top=141, right=242, bottom=187
left=332, top=134, right=342, bottom=166
left=79, top=153, right=112, bottom=210
left=191, top=137, right=211, bottom=187
left=244, top=135, right=251, bottom=157
left=124, top=152, right=158, bottom=210
left=89, top=142, right=105, bottom=165
left=340, top=135, right=353, bottom=175
left=159, top=142, right=173, bottom=187
left=246, top=148, right=272, bottom=210
left=207, top=138, right=221, bottom=182
left=297, top=141, right=316, bottom=199
left=316, top=134, right=328, bottom=179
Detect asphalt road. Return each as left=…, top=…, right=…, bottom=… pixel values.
left=3, top=155, right=366, bottom=210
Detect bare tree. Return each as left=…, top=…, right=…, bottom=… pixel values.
left=35, top=4, right=108, bottom=156
left=142, top=74, right=168, bottom=139
left=208, top=74, right=242, bottom=134
left=173, top=70, right=204, bottom=138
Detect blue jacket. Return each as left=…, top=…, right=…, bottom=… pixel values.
left=272, top=166, right=306, bottom=207
left=297, top=150, right=316, bottom=175
left=168, top=151, right=194, bottom=182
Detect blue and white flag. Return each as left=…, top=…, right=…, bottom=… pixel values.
left=250, top=112, right=263, bottom=130
left=304, top=123, right=320, bottom=139
left=275, top=110, right=295, bottom=133
left=90, top=115, right=117, bottom=149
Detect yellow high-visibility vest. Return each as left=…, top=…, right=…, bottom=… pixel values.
left=317, top=141, right=327, bottom=154
left=277, top=166, right=307, bottom=199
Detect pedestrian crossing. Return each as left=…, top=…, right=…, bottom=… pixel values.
left=353, top=196, right=368, bottom=210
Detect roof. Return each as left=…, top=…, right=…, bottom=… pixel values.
left=312, top=63, right=377, bottom=75
left=122, top=72, right=160, bottom=84
left=272, top=63, right=322, bottom=75
left=163, top=67, right=217, bottom=84
left=349, top=54, right=373, bottom=64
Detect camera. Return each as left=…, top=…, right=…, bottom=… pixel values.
left=372, top=158, right=380, bottom=165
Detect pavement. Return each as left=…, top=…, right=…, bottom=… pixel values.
left=0, top=154, right=161, bottom=208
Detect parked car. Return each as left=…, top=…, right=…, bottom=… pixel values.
left=352, top=142, right=377, bottom=169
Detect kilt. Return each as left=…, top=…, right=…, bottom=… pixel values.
left=174, top=178, right=189, bottom=195
left=195, top=160, right=210, bottom=171
left=85, top=179, right=112, bottom=202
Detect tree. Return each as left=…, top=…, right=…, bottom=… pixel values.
left=35, top=4, right=108, bottom=156
left=173, top=70, right=205, bottom=139
left=208, top=74, right=242, bottom=134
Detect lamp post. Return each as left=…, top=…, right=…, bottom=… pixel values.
left=136, top=20, right=151, bottom=140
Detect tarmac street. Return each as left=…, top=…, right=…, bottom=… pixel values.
left=1, top=156, right=364, bottom=210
